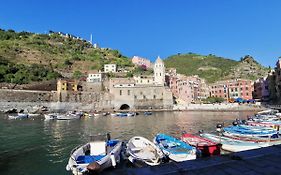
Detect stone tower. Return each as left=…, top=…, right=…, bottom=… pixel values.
left=154, top=56, right=165, bottom=86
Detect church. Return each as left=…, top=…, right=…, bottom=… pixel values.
left=109, top=56, right=173, bottom=110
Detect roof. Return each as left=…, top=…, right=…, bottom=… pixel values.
left=155, top=56, right=163, bottom=64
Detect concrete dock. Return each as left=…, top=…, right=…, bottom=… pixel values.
left=104, top=145, right=281, bottom=175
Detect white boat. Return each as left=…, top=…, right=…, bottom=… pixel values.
left=127, top=136, right=164, bottom=166
left=200, top=133, right=266, bottom=152
left=28, top=113, right=41, bottom=117
left=8, top=113, right=28, bottom=120
left=154, top=133, right=196, bottom=162
left=66, top=134, right=122, bottom=175
left=44, top=113, right=59, bottom=120
left=57, top=113, right=81, bottom=120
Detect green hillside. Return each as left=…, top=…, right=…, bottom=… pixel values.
left=164, top=53, right=268, bottom=83
left=0, top=29, right=133, bottom=83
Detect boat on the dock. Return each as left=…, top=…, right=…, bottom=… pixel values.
left=181, top=133, right=221, bottom=156
left=66, top=134, right=122, bottom=175
left=222, top=125, right=279, bottom=139
left=126, top=136, right=164, bottom=166
left=247, top=120, right=281, bottom=130
left=115, top=112, right=136, bottom=117
left=154, top=133, right=196, bottom=162
left=200, top=133, right=266, bottom=152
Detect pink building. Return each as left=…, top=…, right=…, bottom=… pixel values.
left=253, top=77, right=269, bottom=101
left=210, top=79, right=254, bottom=100
left=167, top=74, right=209, bottom=103
left=132, top=56, right=152, bottom=69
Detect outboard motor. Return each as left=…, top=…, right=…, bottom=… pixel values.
left=216, top=123, right=224, bottom=132
left=241, top=120, right=248, bottom=125
left=107, top=133, right=111, bottom=141
left=198, top=130, right=204, bottom=134
left=232, top=121, right=238, bottom=126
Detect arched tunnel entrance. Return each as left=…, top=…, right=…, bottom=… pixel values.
left=120, top=104, right=130, bottom=110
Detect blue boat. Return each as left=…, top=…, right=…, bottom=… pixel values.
left=223, top=125, right=279, bottom=139
left=144, top=111, right=152, bottom=116
left=153, top=133, right=196, bottom=162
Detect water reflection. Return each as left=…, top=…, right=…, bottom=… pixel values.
left=0, top=111, right=254, bottom=175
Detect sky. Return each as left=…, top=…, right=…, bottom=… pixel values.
left=1, top=0, right=281, bottom=67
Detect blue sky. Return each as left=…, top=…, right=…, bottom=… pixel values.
left=1, top=0, right=281, bottom=67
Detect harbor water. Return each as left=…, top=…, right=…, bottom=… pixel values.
left=0, top=111, right=254, bottom=175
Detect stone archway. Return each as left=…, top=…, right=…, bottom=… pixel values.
left=120, top=104, right=130, bottom=110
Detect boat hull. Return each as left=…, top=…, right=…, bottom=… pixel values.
left=181, top=133, right=221, bottom=157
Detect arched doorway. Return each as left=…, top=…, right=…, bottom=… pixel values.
left=120, top=104, right=130, bottom=110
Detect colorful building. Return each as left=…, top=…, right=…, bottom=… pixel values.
left=57, top=79, right=80, bottom=92
left=132, top=56, right=152, bottom=69
left=104, top=64, right=117, bottom=73
left=210, top=79, right=254, bottom=100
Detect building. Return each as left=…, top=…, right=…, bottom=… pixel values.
left=275, top=59, right=281, bottom=100
left=210, top=79, right=254, bottom=100
left=134, top=75, right=154, bottom=85
left=57, top=79, right=80, bottom=92
left=109, top=78, right=173, bottom=110
left=108, top=57, right=173, bottom=110
left=86, top=71, right=103, bottom=83
left=132, top=56, right=152, bottom=69
left=154, top=56, right=165, bottom=86
left=167, top=74, right=209, bottom=103
left=253, top=77, right=269, bottom=101
left=104, top=64, right=117, bottom=73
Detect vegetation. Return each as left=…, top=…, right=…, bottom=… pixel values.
left=0, top=28, right=134, bottom=83
left=164, top=53, right=268, bottom=83
left=202, top=97, right=225, bottom=104
left=0, top=57, right=60, bottom=84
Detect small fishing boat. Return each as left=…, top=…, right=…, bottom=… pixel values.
left=44, top=113, right=59, bottom=120
left=8, top=113, right=28, bottom=120
left=144, top=111, right=152, bottom=116
left=154, top=133, right=196, bottom=162
left=28, top=113, right=41, bottom=117
left=200, top=133, right=265, bottom=152
left=57, top=111, right=82, bottom=120
left=222, top=125, right=279, bottom=139
left=66, top=134, right=122, bottom=175
left=126, top=136, right=164, bottom=166
left=247, top=120, right=281, bottom=130
left=116, top=112, right=136, bottom=117
left=181, top=133, right=221, bottom=157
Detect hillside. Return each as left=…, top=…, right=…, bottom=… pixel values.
left=164, top=53, right=268, bottom=83
left=0, top=29, right=133, bottom=83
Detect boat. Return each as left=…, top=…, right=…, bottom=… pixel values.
left=257, top=109, right=279, bottom=115
left=200, top=133, right=265, bottom=152
left=116, top=112, right=136, bottom=117
left=222, top=125, right=279, bottom=139
left=8, top=113, right=28, bottom=120
left=144, top=111, right=153, bottom=116
left=44, top=113, right=59, bottom=120
left=126, top=136, right=164, bottom=166
left=247, top=120, right=281, bottom=130
left=181, top=133, right=221, bottom=157
left=57, top=111, right=82, bottom=120
left=154, top=133, right=196, bottom=162
left=28, top=113, right=41, bottom=117
left=66, top=134, right=122, bottom=175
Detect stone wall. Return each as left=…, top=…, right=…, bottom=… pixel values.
left=0, top=89, right=56, bottom=102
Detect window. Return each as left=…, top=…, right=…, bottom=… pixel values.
left=160, top=73, right=162, bottom=76
left=120, top=90, right=122, bottom=96
left=153, top=95, right=156, bottom=99
left=140, top=91, right=143, bottom=95
left=246, top=87, right=249, bottom=90
left=246, top=93, right=249, bottom=96
left=143, top=95, right=146, bottom=99
left=128, top=90, right=130, bottom=95
left=240, top=88, right=243, bottom=91
left=235, top=88, right=238, bottom=91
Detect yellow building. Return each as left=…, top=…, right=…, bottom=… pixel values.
left=57, top=79, right=79, bottom=92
